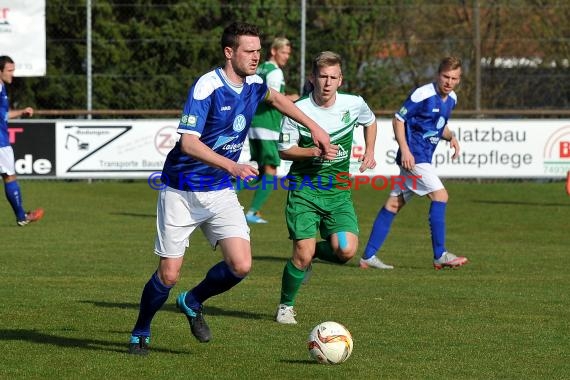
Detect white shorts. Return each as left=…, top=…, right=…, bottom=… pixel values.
left=389, top=163, right=444, bottom=202
left=154, top=186, right=250, bottom=258
left=0, top=146, right=16, bottom=175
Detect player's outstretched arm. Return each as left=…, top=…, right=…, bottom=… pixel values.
left=266, top=89, right=332, bottom=154
left=8, top=106, right=33, bottom=119
left=279, top=144, right=339, bottom=162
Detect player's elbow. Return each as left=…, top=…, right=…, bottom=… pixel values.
left=278, top=150, right=291, bottom=160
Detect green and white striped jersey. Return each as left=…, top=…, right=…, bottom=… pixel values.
left=279, top=91, right=375, bottom=194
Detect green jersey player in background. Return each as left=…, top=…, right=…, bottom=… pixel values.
left=245, top=37, right=298, bottom=224
left=275, top=51, right=378, bottom=324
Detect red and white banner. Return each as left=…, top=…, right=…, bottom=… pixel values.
left=0, top=0, right=46, bottom=76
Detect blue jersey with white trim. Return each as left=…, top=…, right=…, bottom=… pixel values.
left=395, top=82, right=457, bottom=165
left=162, top=68, right=269, bottom=191
left=0, top=84, right=10, bottom=147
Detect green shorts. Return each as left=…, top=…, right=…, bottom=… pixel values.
left=285, top=190, right=359, bottom=240
left=249, top=139, right=281, bottom=167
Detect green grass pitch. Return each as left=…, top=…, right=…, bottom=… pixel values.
left=1, top=179, right=568, bottom=379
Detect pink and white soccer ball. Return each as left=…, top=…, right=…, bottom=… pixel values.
left=307, top=321, right=353, bottom=364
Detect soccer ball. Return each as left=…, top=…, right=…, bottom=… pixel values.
left=307, top=321, right=353, bottom=364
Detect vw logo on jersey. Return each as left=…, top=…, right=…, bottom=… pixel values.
left=436, top=116, right=446, bottom=129
left=233, top=114, right=247, bottom=132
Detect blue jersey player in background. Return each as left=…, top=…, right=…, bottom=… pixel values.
left=128, top=21, right=332, bottom=355
left=0, top=56, right=44, bottom=227
left=360, top=56, right=469, bottom=271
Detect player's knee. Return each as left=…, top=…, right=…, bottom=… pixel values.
left=336, top=246, right=357, bottom=262
left=429, top=188, right=448, bottom=202
left=229, top=260, right=252, bottom=277
left=292, top=255, right=313, bottom=270
left=385, top=196, right=404, bottom=213
left=157, top=269, right=179, bottom=287
left=385, top=203, right=399, bottom=213
left=334, top=232, right=357, bottom=262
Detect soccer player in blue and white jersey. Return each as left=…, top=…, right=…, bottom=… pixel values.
left=0, top=56, right=44, bottom=227
left=128, top=22, right=332, bottom=355
left=360, top=56, right=469, bottom=271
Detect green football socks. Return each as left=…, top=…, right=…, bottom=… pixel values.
left=279, top=259, right=305, bottom=305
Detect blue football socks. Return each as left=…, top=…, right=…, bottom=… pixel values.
left=4, top=181, right=26, bottom=221
left=362, top=207, right=396, bottom=259
left=186, top=260, right=244, bottom=309
left=429, top=201, right=447, bottom=259
left=131, top=271, right=172, bottom=337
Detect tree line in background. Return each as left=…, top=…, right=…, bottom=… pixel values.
left=8, top=0, right=570, bottom=117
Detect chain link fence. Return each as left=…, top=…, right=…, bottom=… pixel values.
left=10, top=1, right=570, bottom=118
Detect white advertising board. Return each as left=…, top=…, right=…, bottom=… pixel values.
left=56, top=120, right=180, bottom=178
left=0, top=0, right=46, bottom=76
left=54, top=119, right=570, bottom=179
left=366, top=118, right=570, bottom=178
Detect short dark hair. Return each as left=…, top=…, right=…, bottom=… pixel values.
left=221, top=22, right=261, bottom=51
left=0, top=55, right=14, bottom=71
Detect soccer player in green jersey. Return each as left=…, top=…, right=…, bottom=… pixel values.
left=275, top=51, right=378, bottom=324
left=245, top=37, right=298, bottom=224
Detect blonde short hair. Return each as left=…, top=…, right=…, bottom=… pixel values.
left=438, top=56, right=462, bottom=73
left=311, top=51, right=342, bottom=76
left=271, top=37, right=291, bottom=51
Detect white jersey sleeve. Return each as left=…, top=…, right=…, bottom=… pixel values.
left=278, top=116, right=300, bottom=151
left=265, top=68, right=284, bottom=92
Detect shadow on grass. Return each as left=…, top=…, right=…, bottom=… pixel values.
left=80, top=301, right=266, bottom=320
left=281, top=359, right=319, bottom=365
left=472, top=199, right=570, bottom=207
left=237, top=255, right=440, bottom=271
left=110, top=212, right=156, bottom=218
left=254, top=256, right=369, bottom=269
left=0, top=329, right=186, bottom=354
left=252, top=255, right=289, bottom=263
